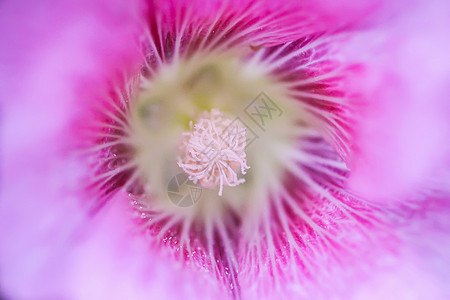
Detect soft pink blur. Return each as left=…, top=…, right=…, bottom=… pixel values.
left=341, top=0, right=450, bottom=199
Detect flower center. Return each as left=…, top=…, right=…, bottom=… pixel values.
left=126, top=53, right=301, bottom=215
left=177, top=109, right=250, bottom=196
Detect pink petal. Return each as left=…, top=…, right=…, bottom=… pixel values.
left=0, top=1, right=222, bottom=298
left=338, top=0, right=450, bottom=199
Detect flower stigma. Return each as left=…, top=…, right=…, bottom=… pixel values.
left=177, top=109, right=250, bottom=196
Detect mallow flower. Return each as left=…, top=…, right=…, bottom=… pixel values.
left=1, top=0, right=450, bottom=299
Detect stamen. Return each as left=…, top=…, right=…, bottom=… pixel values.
left=177, top=109, right=250, bottom=196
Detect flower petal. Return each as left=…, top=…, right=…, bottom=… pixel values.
left=338, top=0, right=450, bottom=199
left=0, top=1, right=221, bottom=298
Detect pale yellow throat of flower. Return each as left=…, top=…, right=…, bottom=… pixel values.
left=127, top=53, right=302, bottom=218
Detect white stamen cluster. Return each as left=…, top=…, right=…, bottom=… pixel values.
left=177, top=109, right=250, bottom=196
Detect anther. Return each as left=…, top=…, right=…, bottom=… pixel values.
left=177, top=109, right=250, bottom=196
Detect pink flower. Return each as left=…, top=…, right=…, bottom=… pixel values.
left=1, top=0, right=449, bottom=299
